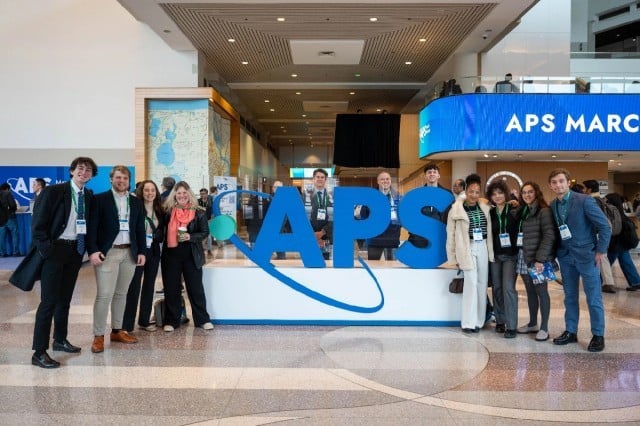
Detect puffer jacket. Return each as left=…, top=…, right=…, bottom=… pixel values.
left=446, top=199, right=494, bottom=270
left=514, top=201, right=556, bottom=264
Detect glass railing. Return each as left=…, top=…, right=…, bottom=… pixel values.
left=437, top=75, right=640, bottom=96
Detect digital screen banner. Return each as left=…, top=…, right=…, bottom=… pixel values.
left=419, top=94, right=640, bottom=158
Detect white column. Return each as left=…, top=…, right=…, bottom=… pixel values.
left=451, top=158, right=477, bottom=182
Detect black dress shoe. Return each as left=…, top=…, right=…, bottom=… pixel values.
left=462, top=328, right=474, bottom=333
left=626, top=285, right=640, bottom=292
left=53, top=339, right=81, bottom=353
left=588, top=335, right=605, bottom=352
left=553, top=330, right=578, bottom=345
left=495, top=323, right=506, bottom=333
left=32, top=352, right=60, bottom=369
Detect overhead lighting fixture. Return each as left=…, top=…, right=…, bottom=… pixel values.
left=483, top=153, right=489, bottom=158
left=492, top=154, right=498, bottom=158
left=354, top=73, right=361, bottom=78
left=349, top=92, right=355, bottom=95
left=277, top=17, right=286, bottom=22
left=618, top=162, right=623, bottom=166
left=419, top=38, right=426, bottom=42
left=551, top=154, right=557, bottom=158
left=405, top=61, right=412, bottom=65
left=295, top=92, right=302, bottom=95
left=264, top=99, right=270, bottom=103
left=609, top=159, right=615, bottom=162
left=369, top=17, right=378, bottom=22
left=376, top=108, right=381, bottom=112
left=302, top=114, right=307, bottom=117
left=269, top=108, right=275, bottom=112
left=227, top=38, right=235, bottom=42
left=291, top=73, right=298, bottom=78
left=241, top=61, right=249, bottom=65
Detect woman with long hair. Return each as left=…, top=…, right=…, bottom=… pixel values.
left=486, top=180, right=519, bottom=338
left=447, top=174, right=494, bottom=333
left=161, top=181, right=213, bottom=332
left=514, top=182, right=556, bottom=341
left=122, top=180, right=164, bottom=332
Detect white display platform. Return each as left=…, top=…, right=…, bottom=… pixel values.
left=203, top=259, right=462, bottom=326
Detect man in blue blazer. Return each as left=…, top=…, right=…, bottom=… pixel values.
left=31, top=157, right=97, bottom=368
left=87, top=166, right=146, bottom=354
left=548, top=168, right=611, bottom=352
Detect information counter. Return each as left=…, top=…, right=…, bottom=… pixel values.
left=203, top=259, right=461, bottom=326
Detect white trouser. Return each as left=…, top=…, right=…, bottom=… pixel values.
left=461, top=240, right=489, bottom=329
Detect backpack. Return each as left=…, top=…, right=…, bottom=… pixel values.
left=619, top=218, right=640, bottom=250
left=595, top=197, right=622, bottom=236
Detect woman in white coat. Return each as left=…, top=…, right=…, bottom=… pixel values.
left=446, top=174, right=494, bottom=333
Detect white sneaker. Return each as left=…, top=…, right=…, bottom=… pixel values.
left=535, top=330, right=549, bottom=341
left=201, top=322, right=214, bottom=330
left=163, top=325, right=174, bottom=332
left=517, top=324, right=539, bottom=334
left=142, top=324, right=157, bottom=332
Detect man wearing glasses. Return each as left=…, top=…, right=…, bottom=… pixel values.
left=31, top=157, right=98, bottom=368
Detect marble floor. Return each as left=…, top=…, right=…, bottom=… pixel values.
left=1, top=247, right=640, bottom=425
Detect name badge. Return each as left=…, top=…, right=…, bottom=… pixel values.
left=472, top=228, right=483, bottom=241
left=390, top=208, right=398, bottom=222
left=76, top=219, right=87, bottom=235
left=559, top=224, right=572, bottom=240
left=499, top=233, right=511, bottom=248
left=145, top=233, right=153, bottom=248
left=119, top=219, right=129, bottom=231
left=516, top=232, right=524, bottom=247
left=316, top=208, right=327, bottom=221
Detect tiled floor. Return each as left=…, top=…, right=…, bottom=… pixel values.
left=1, top=247, right=640, bottom=425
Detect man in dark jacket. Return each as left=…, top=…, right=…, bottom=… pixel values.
left=0, top=182, right=21, bottom=256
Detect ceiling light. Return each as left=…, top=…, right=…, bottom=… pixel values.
left=302, top=114, right=307, bottom=117
left=227, top=38, right=235, bottom=42
left=419, top=38, right=426, bottom=42
left=280, top=126, right=285, bottom=129
left=264, top=99, right=270, bottom=103
left=483, top=153, right=489, bottom=158
left=295, top=92, right=301, bottom=95
left=369, top=17, right=378, bottom=22
left=405, top=61, right=412, bottom=65
left=277, top=17, right=286, bottom=22
left=492, top=154, right=498, bottom=158
left=618, top=162, right=623, bottom=166
left=354, top=73, right=361, bottom=78
left=241, top=61, right=249, bottom=65
left=349, top=92, right=355, bottom=95
left=270, top=108, right=275, bottom=112
left=517, top=154, right=523, bottom=159
left=551, top=154, right=557, bottom=158
left=609, top=159, right=615, bottom=162
left=291, top=73, right=298, bottom=77
left=376, top=108, right=381, bottom=112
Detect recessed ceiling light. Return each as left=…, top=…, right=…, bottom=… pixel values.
left=618, top=162, right=623, bottom=166
left=280, top=126, right=285, bottom=129
left=419, top=38, right=426, bottom=42
left=369, top=17, right=378, bottom=22
left=295, top=92, right=302, bottom=95
left=492, top=154, right=498, bottom=158
left=376, top=108, right=381, bottom=112
left=349, top=92, right=355, bottom=95
left=291, top=73, right=298, bottom=78
left=277, top=17, right=286, bottom=22
left=241, top=61, right=249, bottom=65
left=227, top=38, right=235, bottom=42
left=264, top=99, right=270, bottom=103
left=270, top=108, right=275, bottom=112
left=609, top=159, right=615, bottom=162
left=483, top=153, right=489, bottom=158
left=551, top=154, right=557, bottom=158
left=302, top=114, right=307, bottom=117
left=405, top=61, right=412, bottom=65
left=354, top=73, right=361, bottom=78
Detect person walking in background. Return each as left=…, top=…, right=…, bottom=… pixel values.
left=549, top=168, right=610, bottom=352
left=87, top=166, right=146, bottom=354
left=604, top=192, right=640, bottom=292
left=0, top=182, right=21, bottom=257
left=198, top=187, right=213, bottom=256
left=263, top=180, right=289, bottom=260
left=446, top=174, right=494, bottom=333
left=30, top=157, right=97, bottom=368
left=160, top=176, right=175, bottom=202
left=30, top=178, right=46, bottom=211
left=122, top=180, right=165, bottom=333
left=161, top=181, right=213, bottom=332
left=514, top=182, right=556, bottom=342
left=486, top=180, right=519, bottom=338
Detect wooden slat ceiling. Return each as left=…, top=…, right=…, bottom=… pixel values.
left=160, top=2, right=496, bottom=148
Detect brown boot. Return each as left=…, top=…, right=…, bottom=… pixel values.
left=91, top=336, right=104, bottom=353
left=110, top=330, right=138, bottom=344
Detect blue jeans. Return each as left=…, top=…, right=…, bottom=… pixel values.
left=0, top=217, right=20, bottom=255
left=558, top=256, right=605, bottom=336
left=608, top=249, right=640, bottom=287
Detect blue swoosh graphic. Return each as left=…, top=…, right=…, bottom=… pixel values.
left=212, top=189, right=385, bottom=313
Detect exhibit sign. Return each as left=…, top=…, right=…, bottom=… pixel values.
left=419, top=93, right=640, bottom=158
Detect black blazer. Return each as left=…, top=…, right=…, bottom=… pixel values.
left=87, top=190, right=146, bottom=259
left=162, top=209, right=209, bottom=268
left=31, top=181, right=94, bottom=257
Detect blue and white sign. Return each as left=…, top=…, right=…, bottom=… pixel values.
left=419, top=94, right=640, bottom=158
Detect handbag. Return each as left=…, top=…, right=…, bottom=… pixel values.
left=449, top=270, right=464, bottom=294
left=9, top=246, right=45, bottom=291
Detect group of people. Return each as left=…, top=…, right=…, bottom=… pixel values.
left=29, top=157, right=214, bottom=369
left=445, top=167, right=638, bottom=353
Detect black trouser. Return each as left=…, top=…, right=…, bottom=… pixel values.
left=161, top=244, right=210, bottom=328
left=123, top=248, right=160, bottom=331
left=367, top=246, right=395, bottom=261
left=32, top=242, right=82, bottom=352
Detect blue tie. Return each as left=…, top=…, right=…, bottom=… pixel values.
left=77, top=191, right=85, bottom=255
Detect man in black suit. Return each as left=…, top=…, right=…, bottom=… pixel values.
left=87, top=165, right=146, bottom=354
left=31, top=157, right=98, bottom=368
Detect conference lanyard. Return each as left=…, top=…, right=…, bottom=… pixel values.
left=496, top=204, right=509, bottom=234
